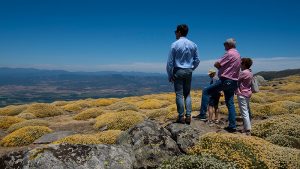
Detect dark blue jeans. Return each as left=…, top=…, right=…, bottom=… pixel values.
left=174, top=68, right=193, bottom=118
left=199, top=78, right=238, bottom=128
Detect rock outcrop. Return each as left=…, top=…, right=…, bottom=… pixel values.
left=0, top=144, right=136, bottom=169
left=117, top=120, right=182, bottom=168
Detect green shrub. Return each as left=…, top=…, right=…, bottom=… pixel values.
left=265, top=134, right=300, bottom=149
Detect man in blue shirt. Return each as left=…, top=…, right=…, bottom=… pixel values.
left=166, top=24, right=200, bottom=125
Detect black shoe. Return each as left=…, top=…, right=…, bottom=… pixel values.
left=199, top=117, right=208, bottom=122
left=175, top=117, right=185, bottom=124
left=224, top=127, right=237, bottom=133
left=192, top=114, right=201, bottom=118
left=185, top=116, right=191, bottom=125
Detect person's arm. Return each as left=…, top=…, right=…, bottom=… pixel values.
left=214, top=62, right=221, bottom=69
left=192, top=45, right=200, bottom=70
left=215, top=52, right=229, bottom=69
left=166, top=47, right=175, bottom=82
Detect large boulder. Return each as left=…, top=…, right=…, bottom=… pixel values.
left=0, top=144, right=136, bottom=169
left=117, top=120, right=182, bottom=169
left=165, top=123, right=202, bottom=153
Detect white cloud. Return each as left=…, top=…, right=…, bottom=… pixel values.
left=1, top=57, right=299, bottom=74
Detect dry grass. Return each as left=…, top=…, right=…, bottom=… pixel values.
left=7, top=119, right=49, bottom=133
left=51, top=101, right=69, bottom=107
left=94, top=110, right=145, bottom=130
left=188, top=132, right=300, bottom=169
left=0, top=105, right=27, bottom=116
left=0, top=126, right=52, bottom=147
left=24, top=103, right=64, bottom=118
left=0, top=116, right=25, bottom=129
left=73, top=108, right=105, bottom=120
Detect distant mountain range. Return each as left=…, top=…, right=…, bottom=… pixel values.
left=255, top=68, right=300, bottom=80
left=0, top=67, right=209, bottom=107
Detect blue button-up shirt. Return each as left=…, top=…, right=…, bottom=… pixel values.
left=166, top=37, right=200, bottom=79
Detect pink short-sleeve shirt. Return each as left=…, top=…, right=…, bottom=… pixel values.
left=217, top=49, right=241, bottom=80
left=236, top=69, right=253, bottom=98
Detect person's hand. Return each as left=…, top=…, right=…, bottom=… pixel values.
left=169, top=77, right=175, bottom=83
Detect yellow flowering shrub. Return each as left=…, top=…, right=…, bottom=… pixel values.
left=265, top=134, right=300, bottom=149
left=188, top=132, right=300, bottom=169
left=17, top=112, right=36, bottom=119
left=294, top=108, right=300, bottom=115
left=120, top=96, right=144, bottom=104
left=252, top=114, right=300, bottom=148
left=250, top=101, right=300, bottom=117
left=23, top=103, right=64, bottom=118
left=279, top=82, right=300, bottom=92
left=62, top=100, right=91, bottom=112
left=0, top=126, right=52, bottom=147
left=73, top=108, right=105, bottom=120
left=0, top=116, right=25, bottom=129
left=105, top=101, right=139, bottom=112
left=53, top=134, right=102, bottom=144
left=7, top=119, right=49, bottom=133
left=137, top=99, right=170, bottom=109
left=0, top=105, right=27, bottom=116
left=95, top=130, right=122, bottom=144
left=94, top=110, right=145, bottom=130
left=54, top=130, right=122, bottom=145
left=89, top=98, right=119, bottom=107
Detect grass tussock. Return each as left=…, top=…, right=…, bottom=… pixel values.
left=137, top=99, right=170, bottom=109
left=7, top=119, right=49, bottom=133
left=0, top=126, right=52, bottom=147
left=0, top=105, right=27, bottom=116
left=188, top=132, right=300, bottom=169
left=24, top=103, right=64, bottom=118
left=51, top=101, right=69, bottom=107
left=94, top=111, right=145, bottom=130
left=252, top=114, right=300, bottom=148
left=73, top=108, right=105, bottom=120
left=0, top=116, right=25, bottom=129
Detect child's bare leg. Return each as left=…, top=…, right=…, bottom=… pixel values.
left=208, top=106, right=213, bottom=122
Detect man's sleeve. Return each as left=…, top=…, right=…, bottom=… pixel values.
left=166, top=47, right=175, bottom=79
left=218, top=53, right=230, bottom=67
left=192, top=45, right=200, bottom=70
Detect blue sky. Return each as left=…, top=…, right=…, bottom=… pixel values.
left=0, top=0, right=300, bottom=73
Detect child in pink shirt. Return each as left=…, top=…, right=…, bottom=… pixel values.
left=236, top=58, right=253, bottom=135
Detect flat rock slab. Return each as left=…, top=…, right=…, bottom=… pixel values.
left=0, top=144, right=136, bottom=169
left=34, top=131, right=76, bottom=144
